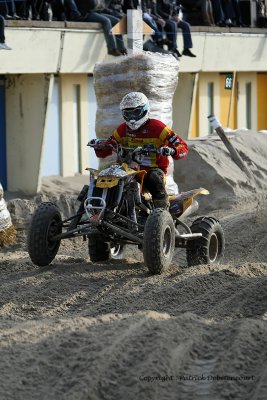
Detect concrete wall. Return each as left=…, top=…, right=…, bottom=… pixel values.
left=1, top=26, right=108, bottom=74
left=2, top=26, right=267, bottom=74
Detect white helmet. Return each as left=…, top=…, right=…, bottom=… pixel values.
left=120, top=92, right=150, bottom=130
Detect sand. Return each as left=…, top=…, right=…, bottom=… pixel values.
left=1, top=129, right=267, bottom=400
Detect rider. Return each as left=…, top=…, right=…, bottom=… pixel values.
left=93, top=91, right=188, bottom=208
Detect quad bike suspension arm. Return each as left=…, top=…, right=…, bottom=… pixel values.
left=102, top=220, right=143, bottom=244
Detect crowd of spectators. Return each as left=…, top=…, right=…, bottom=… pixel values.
left=1, top=1, right=267, bottom=53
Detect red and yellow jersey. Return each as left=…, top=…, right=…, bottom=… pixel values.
left=112, top=119, right=188, bottom=173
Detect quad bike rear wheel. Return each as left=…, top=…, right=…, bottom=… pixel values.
left=186, top=217, right=225, bottom=266
left=143, top=209, right=175, bottom=274
left=88, top=233, right=111, bottom=262
left=27, top=202, right=62, bottom=266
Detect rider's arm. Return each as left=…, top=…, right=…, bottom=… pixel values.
left=165, top=131, right=188, bottom=160
left=94, top=136, right=115, bottom=158
left=94, top=124, right=126, bottom=158
left=112, top=125, right=126, bottom=145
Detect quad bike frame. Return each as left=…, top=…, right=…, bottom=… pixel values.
left=27, top=143, right=225, bottom=274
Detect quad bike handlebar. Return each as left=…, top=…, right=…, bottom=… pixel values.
left=87, top=139, right=159, bottom=165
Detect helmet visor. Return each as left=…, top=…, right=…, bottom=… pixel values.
left=122, top=106, right=147, bottom=122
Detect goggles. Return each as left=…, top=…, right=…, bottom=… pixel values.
left=122, top=106, right=147, bottom=122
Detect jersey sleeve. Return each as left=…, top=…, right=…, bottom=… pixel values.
left=94, top=125, right=125, bottom=158
left=166, top=131, right=188, bottom=160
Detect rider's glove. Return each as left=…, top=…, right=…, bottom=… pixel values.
left=158, top=146, right=176, bottom=156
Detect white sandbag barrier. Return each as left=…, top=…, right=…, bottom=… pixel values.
left=93, top=51, right=180, bottom=194
left=0, top=183, right=16, bottom=247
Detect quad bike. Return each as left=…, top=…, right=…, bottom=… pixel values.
left=27, top=139, right=225, bottom=274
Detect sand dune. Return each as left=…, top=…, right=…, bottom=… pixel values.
left=1, top=130, right=267, bottom=400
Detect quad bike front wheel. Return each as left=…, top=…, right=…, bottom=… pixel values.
left=143, top=209, right=175, bottom=275
left=186, top=217, right=225, bottom=266
left=27, top=202, right=62, bottom=266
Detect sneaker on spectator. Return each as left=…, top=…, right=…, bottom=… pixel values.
left=0, top=43, right=12, bottom=50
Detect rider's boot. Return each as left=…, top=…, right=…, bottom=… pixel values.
left=153, top=197, right=170, bottom=210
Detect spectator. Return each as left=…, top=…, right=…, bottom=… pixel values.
left=211, top=0, right=244, bottom=27
left=256, top=0, right=267, bottom=27
left=230, top=0, right=246, bottom=26
left=2, top=0, right=21, bottom=19
left=210, top=0, right=227, bottom=26
left=50, top=0, right=66, bottom=20
left=141, top=0, right=167, bottom=47
left=157, top=0, right=196, bottom=57
left=98, top=0, right=126, bottom=19
left=30, top=0, right=51, bottom=20
left=221, top=0, right=236, bottom=26
left=51, top=0, right=84, bottom=21
left=51, top=0, right=127, bottom=56
left=203, top=0, right=215, bottom=26
left=179, top=0, right=214, bottom=26
left=0, top=14, right=12, bottom=49
left=109, top=0, right=126, bottom=18
left=75, top=0, right=127, bottom=55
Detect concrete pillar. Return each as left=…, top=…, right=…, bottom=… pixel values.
left=172, top=73, right=197, bottom=139
left=60, top=74, right=89, bottom=176
left=127, top=10, right=144, bottom=55
left=6, top=74, right=52, bottom=194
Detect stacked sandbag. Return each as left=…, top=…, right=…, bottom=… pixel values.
left=0, top=183, right=16, bottom=247
left=93, top=52, right=179, bottom=138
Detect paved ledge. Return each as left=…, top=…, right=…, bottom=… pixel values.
left=6, top=20, right=102, bottom=30
left=65, top=21, right=102, bottom=29
left=5, top=20, right=267, bottom=34
left=190, top=26, right=267, bottom=34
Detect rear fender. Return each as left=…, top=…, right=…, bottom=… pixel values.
left=169, top=188, right=209, bottom=217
